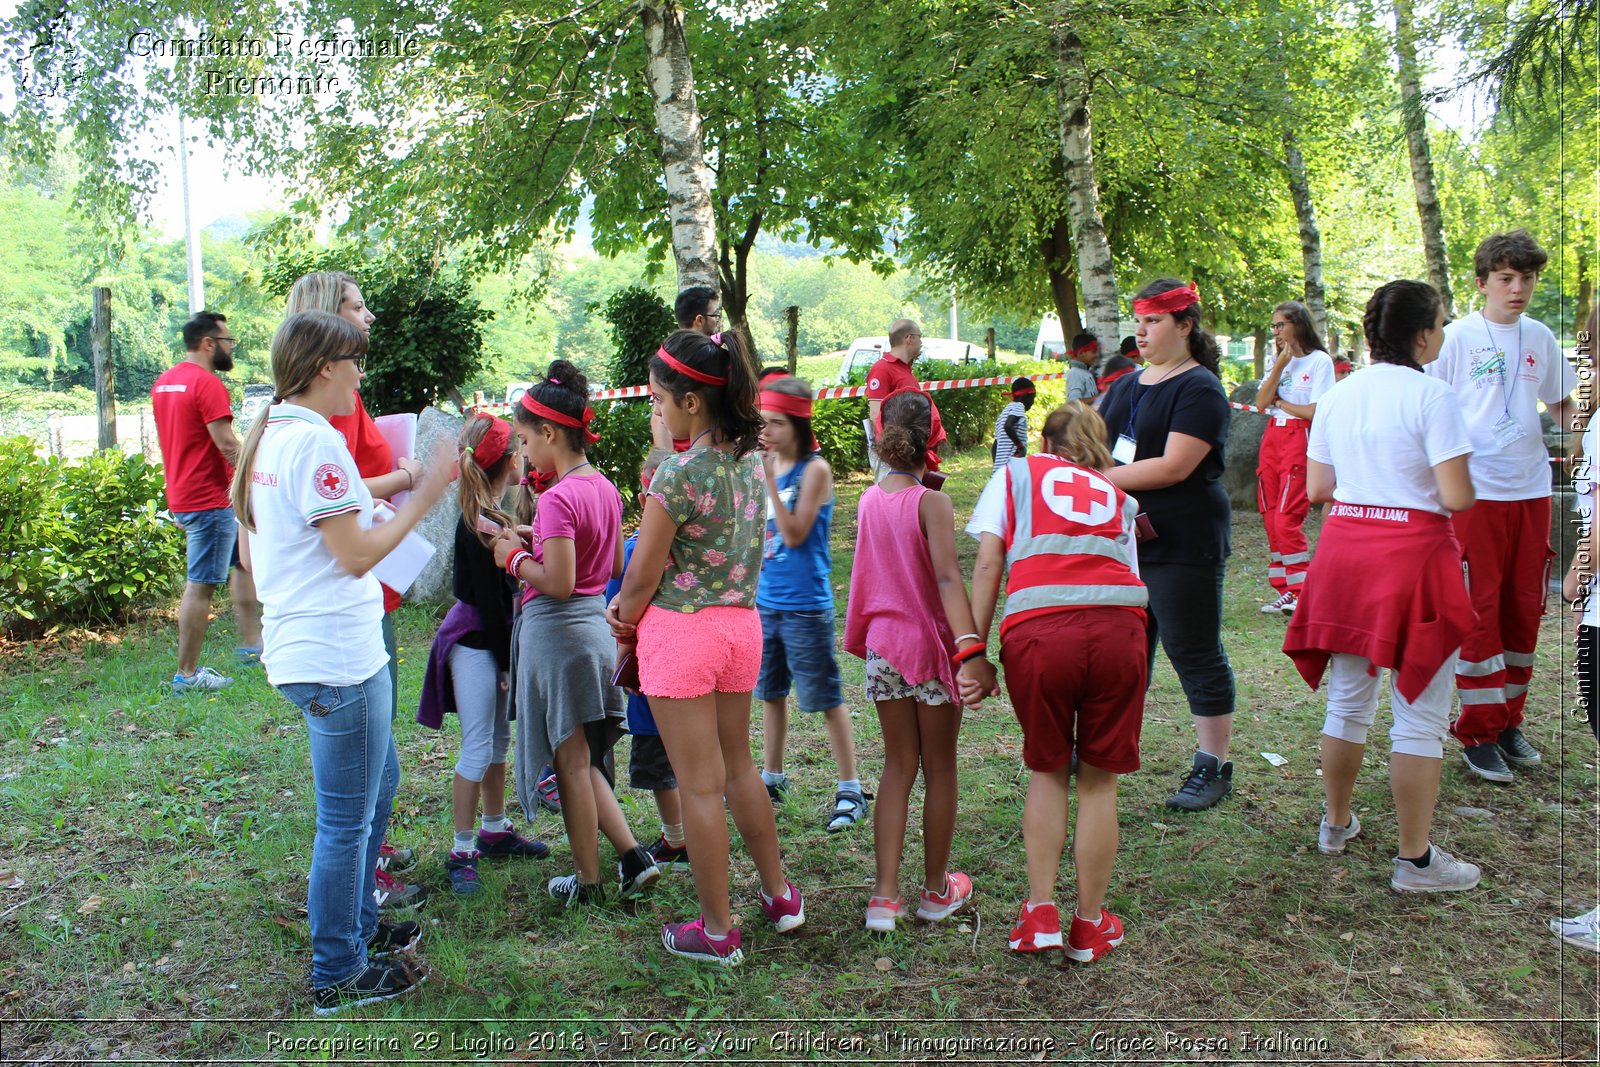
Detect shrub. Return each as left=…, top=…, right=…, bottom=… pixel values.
left=603, top=286, right=676, bottom=389
left=0, top=439, right=181, bottom=631
left=587, top=401, right=653, bottom=512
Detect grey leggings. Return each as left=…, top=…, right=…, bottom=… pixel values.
left=450, top=644, right=510, bottom=782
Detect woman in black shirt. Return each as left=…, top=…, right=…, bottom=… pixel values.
left=1100, top=279, right=1237, bottom=813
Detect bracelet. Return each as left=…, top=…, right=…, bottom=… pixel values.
left=506, top=549, right=533, bottom=579
left=951, top=643, right=988, bottom=666
left=405, top=468, right=415, bottom=490
left=953, top=633, right=981, bottom=645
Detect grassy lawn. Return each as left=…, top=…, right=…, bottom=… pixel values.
left=1, top=443, right=1596, bottom=1064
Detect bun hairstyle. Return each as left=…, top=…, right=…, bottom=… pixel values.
left=650, top=327, right=763, bottom=456
left=877, top=389, right=932, bottom=471
left=1364, top=280, right=1442, bottom=372
left=1273, top=300, right=1326, bottom=358
left=1133, top=277, right=1221, bottom=377
left=457, top=416, right=515, bottom=548
left=232, top=310, right=367, bottom=530
left=515, top=359, right=592, bottom=452
left=1042, top=403, right=1113, bottom=471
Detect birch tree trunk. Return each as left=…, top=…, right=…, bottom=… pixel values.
left=1283, top=132, right=1327, bottom=336
left=1393, top=0, right=1453, bottom=311
left=1052, top=20, right=1120, bottom=349
left=641, top=0, right=720, bottom=295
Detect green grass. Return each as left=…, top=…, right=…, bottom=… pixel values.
left=1, top=444, right=1596, bottom=1063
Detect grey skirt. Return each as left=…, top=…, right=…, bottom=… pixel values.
left=508, top=591, right=625, bottom=822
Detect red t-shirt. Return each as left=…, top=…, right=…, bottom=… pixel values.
left=328, top=394, right=402, bottom=613
left=151, top=361, right=234, bottom=512
left=866, top=355, right=918, bottom=401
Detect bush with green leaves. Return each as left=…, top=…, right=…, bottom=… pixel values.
left=0, top=439, right=181, bottom=630
left=603, top=286, right=676, bottom=389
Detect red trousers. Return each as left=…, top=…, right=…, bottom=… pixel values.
left=1258, top=420, right=1311, bottom=594
left=1450, top=497, right=1554, bottom=745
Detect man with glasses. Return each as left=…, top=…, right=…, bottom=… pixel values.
left=151, top=311, right=262, bottom=693
left=674, top=286, right=723, bottom=337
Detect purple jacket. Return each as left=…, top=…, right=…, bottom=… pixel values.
left=417, top=600, right=490, bottom=730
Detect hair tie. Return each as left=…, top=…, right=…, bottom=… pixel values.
left=656, top=345, right=729, bottom=386
left=519, top=391, right=601, bottom=444
left=1132, top=283, right=1201, bottom=317
left=271, top=395, right=283, bottom=404
left=710, top=332, right=723, bottom=345
left=549, top=377, right=561, bottom=385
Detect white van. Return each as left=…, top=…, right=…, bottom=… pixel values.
left=835, top=336, right=987, bottom=384
left=1034, top=313, right=1066, bottom=361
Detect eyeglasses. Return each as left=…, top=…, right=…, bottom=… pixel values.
left=212, top=334, right=238, bottom=346
left=331, top=354, right=366, bottom=373
left=1270, top=321, right=1290, bottom=330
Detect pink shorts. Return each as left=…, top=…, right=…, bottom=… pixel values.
left=637, top=604, right=762, bottom=699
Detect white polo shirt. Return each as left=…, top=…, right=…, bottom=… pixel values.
left=1426, top=311, right=1574, bottom=500
left=248, top=404, right=387, bottom=687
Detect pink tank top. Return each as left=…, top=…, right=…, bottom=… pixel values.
left=844, top=483, right=958, bottom=695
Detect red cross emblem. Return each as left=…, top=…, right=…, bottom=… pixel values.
left=1300, top=373, right=1310, bottom=383
left=1525, top=354, right=1537, bottom=368
left=314, top=463, right=350, bottom=500
left=1040, top=466, right=1115, bottom=526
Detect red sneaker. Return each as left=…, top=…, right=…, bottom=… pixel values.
left=758, top=880, right=806, bottom=933
left=915, top=870, right=973, bottom=922
left=1065, top=909, right=1125, bottom=963
left=1008, top=901, right=1063, bottom=953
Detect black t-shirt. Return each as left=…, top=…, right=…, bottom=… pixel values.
left=1100, top=367, right=1232, bottom=565
left=453, top=517, right=516, bottom=670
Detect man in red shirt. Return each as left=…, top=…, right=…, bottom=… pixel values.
left=151, top=312, right=261, bottom=694
left=866, top=319, right=922, bottom=425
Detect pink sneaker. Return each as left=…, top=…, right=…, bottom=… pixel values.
left=661, top=917, right=743, bottom=967
left=1008, top=901, right=1063, bottom=953
left=758, top=880, right=806, bottom=933
left=865, top=895, right=907, bottom=933
left=915, top=870, right=973, bottom=922
left=1065, top=909, right=1125, bottom=963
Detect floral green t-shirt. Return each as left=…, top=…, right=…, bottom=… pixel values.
left=645, top=446, right=764, bottom=612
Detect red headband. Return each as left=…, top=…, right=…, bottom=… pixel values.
left=1010, top=383, right=1035, bottom=398
left=1132, top=283, right=1201, bottom=316
left=656, top=346, right=728, bottom=386
left=759, top=389, right=813, bottom=419
left=759, top=370, right=787, bottom=387
left=1068, top=342, right=1097, bottom=358
left=466, top=414, right=511, bottom=470
left=520, top=391, right=600, bottom=444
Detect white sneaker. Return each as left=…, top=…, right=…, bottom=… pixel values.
left=172, top=666, right=234, bottom=694
left=1551, top=905, right=1600, bottom=952
left=1390, top=846, right=1481, bottom=893
left=1260, top=591, right=1297, bottom=615
left=1318, top=812, right=1361, bottom=856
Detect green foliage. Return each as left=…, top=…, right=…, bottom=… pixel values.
left=0, top=439, right=180, bottom=630
left=602, top=286, right=675, bottom=388
left=587, top=402, right=654, bottom=513
left=261, top=252, right=492, bottom=416
left=812, top=396, right=869, bottom=472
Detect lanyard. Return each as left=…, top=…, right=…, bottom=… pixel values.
left=1125, top=357, right=1191, bottom=435
left=1482, top=315, right=1523, bottom=420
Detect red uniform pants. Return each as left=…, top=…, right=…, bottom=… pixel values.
left=1257, top=419, right=1311, bottom=595
left=1450, top=497, right=1554, bottom=746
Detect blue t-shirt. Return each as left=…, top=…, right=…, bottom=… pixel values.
left=757, top=454, right=834, bottom=612
left=605, top=534, right=657, bottom=736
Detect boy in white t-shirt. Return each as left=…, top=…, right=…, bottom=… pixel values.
left=1426, top=229, right=1579, bottom=784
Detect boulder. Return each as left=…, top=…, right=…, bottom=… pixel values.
left=1222, top=381, right=1267, bottom=512
left=408, top=406, right=467, bottom=603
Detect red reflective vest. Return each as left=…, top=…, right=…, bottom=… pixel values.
left=1001, top=454, right=1147, bottom=637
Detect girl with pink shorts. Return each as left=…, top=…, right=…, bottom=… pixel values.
left=607, top=328, right=805, bottom=968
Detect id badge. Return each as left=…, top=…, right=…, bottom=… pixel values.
left=1112, top=435, right=1138, bottom=465
left=1491, top=413, right=1527, bottom=450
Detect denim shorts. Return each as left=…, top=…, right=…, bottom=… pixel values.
left=754, top=605, right=845, bottom=712
left=172, top=507, right=239, bottom=586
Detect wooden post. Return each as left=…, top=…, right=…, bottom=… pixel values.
left=985, top=327, right=996, bottom=360
left=92, top=286, right=116, bottom=451
left=784, top=306, right=799, bottom=374
left=1252, top=327, right=1267, bottom=380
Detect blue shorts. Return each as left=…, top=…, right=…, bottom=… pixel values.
left=754, top=605, right=845, bottom=713
left=172, top=508, right=239, bottom=586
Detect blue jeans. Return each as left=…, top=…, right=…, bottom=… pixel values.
left=172, top=508, right=238, bottom=585
left=277, top=669, right=398, bottom=987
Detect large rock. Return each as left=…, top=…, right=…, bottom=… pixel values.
left=1222, top=381, right=1267, bottom=512
left=408, top=406, right=467, bottom=603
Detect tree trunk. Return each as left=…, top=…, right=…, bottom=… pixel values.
left=785, top=306, right=799, bottom=374
left=1283, top=132, right=1327, bottom=335
left=1394, top=0, right=1453, bottom=311
left=92, top=286, right=116, bottom=451
left=716, top=200, right=761, bottom=335
left=1052, top=22, right=1120, bottom=350
left=1040, top=215, right=1085, bottom=343
left=641, top=0, right=719, bottom=294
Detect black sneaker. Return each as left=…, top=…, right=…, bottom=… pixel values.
left=368, top=919, right=422, bottom=957
left=1462, top=741, right=1514, bottom=783
left=646, top=835, right=690, bottom=868
left=312, top=960, right=424, bottom=1016
left=1497, top=727, right=1542, bottom=768
left=765, top=776, right=789, bottom=806
left=1166, top=753, right=1233, bottom=812
left=617, top=845, right=662, bottom=898
left=547, top=874, right=605, bottom=907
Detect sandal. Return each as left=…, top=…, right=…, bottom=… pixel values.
left=826, top=788, right=871, bottom=833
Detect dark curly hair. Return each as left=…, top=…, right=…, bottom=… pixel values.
left=1363, top=281, right=1442, bottom=372
left=877, top=390, right=932, bottom=471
